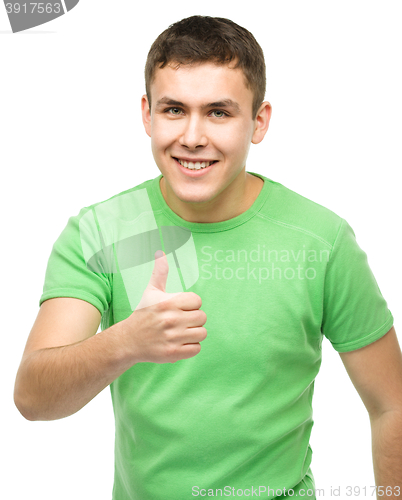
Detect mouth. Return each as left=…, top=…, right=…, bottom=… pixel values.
left=173, top=157, right=218, bottom=170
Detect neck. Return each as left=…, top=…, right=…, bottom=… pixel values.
left=159, top=170, right=263, bottom=223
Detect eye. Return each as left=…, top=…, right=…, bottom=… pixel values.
left=167, top=107, right=183, bottom=115
left=210, top=110, right=228, bottom=118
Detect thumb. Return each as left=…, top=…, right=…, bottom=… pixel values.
left=148, top=250, right=169, bottom=292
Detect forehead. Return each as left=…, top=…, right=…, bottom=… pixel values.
left=150, top=61, right=252, bottom=110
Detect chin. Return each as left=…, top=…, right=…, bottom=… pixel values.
left=176, top=189, right=214, bottom=204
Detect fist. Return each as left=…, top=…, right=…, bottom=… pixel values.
left=123, top=250, right=207, bottom=364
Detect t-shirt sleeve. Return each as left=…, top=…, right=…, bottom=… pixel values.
left=321, top=218, right=394, bottom=352
left=39, top=207, right=112, bottom=318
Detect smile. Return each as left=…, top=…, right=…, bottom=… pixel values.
left=174, top=158, right=217, bottom=170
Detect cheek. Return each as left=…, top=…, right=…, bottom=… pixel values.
left=213, top=124, right=252, bottom=158
left=151, top=123, right=173, bottom=154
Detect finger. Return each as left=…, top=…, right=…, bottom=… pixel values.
left=176, top=342, right=202, bottom=360
left=181, top=326, right=208, bottom=344
left=148, top=250, right=169, bottom=292
left=172, top=291, right=203, bottom=311
left=182, top=309, right=207, bottom=328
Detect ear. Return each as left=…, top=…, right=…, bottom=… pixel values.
left=251, top=101, right=272, bottom=145
left=141, top=94, right=152, bottom=138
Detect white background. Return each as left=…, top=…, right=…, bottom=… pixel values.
left=1, top=1, right=401, bottom=499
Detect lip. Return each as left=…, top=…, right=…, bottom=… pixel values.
left=173, top=157, right=216, bottom=177
left=174, top=157, right=218, bottom=163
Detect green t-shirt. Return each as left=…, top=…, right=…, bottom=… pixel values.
left=40, top=172, right=393, bottom=500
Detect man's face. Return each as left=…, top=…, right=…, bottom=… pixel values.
left=142, top=61, right=268, bottom=220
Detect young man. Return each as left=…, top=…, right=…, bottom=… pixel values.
left=14, top=15, right=402, bottom=500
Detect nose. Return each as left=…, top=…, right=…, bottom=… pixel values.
left=178, top=114, right=208, bottom=149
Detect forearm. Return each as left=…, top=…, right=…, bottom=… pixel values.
left=14, top=319, right=135, bottom=421
left=370, top=410, right=402, bottom=499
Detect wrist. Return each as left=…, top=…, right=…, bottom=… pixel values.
left=108, top=314, right=142, bottom=368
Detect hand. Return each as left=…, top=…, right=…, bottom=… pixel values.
left=122, top=250, right=207, bottom=364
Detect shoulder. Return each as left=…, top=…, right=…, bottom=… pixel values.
left=78, top=176, right=158, bottom=220
left=58, top=176, right=159, bottom=250
left=257, top=174, right=345, bottom=248
left=72, top=178, right=156, bottom=222
left=55, top=176, right=160, bottom=275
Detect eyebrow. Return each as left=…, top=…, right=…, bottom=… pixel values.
left=155, top=97, right=241, bottom=113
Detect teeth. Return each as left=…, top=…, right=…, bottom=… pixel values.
left=177, top=159, right=214, bottom=170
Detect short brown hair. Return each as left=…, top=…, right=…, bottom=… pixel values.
left=145, top=15, right=266, bottom=119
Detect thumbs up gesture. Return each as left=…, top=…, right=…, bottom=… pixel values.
left=134, top=250, right=183, bottom=311
left=122, top=251, right=207, bottom=364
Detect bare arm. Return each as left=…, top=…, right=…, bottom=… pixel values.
left=370, top=410, right=402, bottom=498
left=14, top=252, right=207, bottom=421
left=339, top=326, right=402, bottom=498
left=13, top=297, right=135, bottom=421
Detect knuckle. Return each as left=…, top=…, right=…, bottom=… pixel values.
left=191, top=292, right=202, bottom=308
left=162, top=312, right=176, bottom=329
left=163, top=329, right=177, bottom=343
left=193, top=343, right=202, bottom=355
left=164, top=343, right=178, bottom=359
left=195, top=310, right=206, bottom=325
left=156, top=298, right=170, bottom=311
